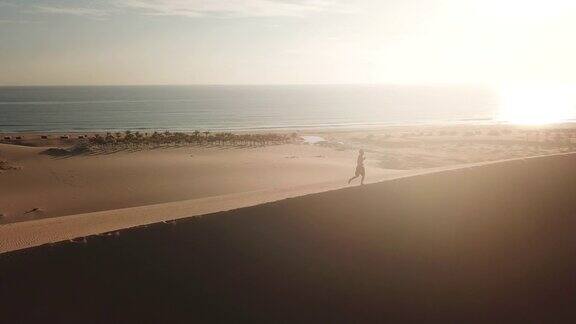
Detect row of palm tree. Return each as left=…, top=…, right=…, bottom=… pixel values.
left=398, top=128, right=576, bottom=139
left=392, top=128, right=576, bottom=146
left=86, top=130, right=295, bottom=150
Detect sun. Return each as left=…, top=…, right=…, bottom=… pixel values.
left=497, top=84, right=576, bottom=125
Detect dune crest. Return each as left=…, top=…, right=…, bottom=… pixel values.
left=2, top=153, right=576, bottom=322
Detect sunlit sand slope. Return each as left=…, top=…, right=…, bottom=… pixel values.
left=1, top=153, right=576, bottom=322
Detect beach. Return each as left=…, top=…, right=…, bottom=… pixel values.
left=2, top=124, right=575, bottom=224
left=1, top=124, right=575, bottom=252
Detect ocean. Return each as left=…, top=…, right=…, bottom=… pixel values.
left=0, top=85, right=504, bottom=133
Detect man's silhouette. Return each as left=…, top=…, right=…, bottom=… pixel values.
left=348, top=149, right=366, bottom=185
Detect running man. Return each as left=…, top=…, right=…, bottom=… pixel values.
left=348, top=149, right=366, bottom=185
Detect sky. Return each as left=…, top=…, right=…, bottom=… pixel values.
left=1, top=0, right=576, bottom=86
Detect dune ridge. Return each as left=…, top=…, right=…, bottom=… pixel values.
left=1, top=152, right=573, bottom=254
left=1, top=153, right=575, bottom=322
left=0, top=142, right=376, bottom=222
left=0, top=171, right=417, bottom=254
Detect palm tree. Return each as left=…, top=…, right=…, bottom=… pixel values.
left=104, top=132, right=115, bottom=150
left=163, top=131, right=171, bottom=146
left=151, top=131, right=162, bottom=147
left=192, top=130, right=200, bottom=144
left=123, top=130, right=135, bottom=148
left=134, top=131, right=144, bottom=149
left=90, top=134, right=105, bottom=150
left=224, top=132, right=234, bottom=145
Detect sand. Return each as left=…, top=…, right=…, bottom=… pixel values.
left=2, top=124, right=575, bottom=224
left=0, top=142, right=392, bottom=223
left=315, top=123, right=576, bottom=169
left=0, top=138, right=404, bottom=252
left=0, top=170, right=417, bottom=254
left=1, top=153, right=575, bottom=322
left=1, top=125, right=575, bottom=253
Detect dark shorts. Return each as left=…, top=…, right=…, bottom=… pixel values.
left=355, top=165, right=365, bottom=177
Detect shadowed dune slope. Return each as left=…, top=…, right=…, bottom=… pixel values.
left=1, top=154, right=576, bottom=323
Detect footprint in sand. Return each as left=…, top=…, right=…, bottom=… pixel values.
left=0, top=160, right=21, bottom=172
left=24, top=207, right=42, bottom=214
left=70, top=237, right=88, bottom=244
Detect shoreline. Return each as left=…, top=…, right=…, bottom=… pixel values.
left=2, top=120, right=576, bottom=135
left=2, top=120, right=576, bottom=138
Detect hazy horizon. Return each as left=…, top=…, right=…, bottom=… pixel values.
left=0, top=82, right=497, bottom=87
left=2, top=0, right=576, bottom=87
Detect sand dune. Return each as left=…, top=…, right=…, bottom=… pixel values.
left=0, top=140, right=405, bottom=252
left=1, top=153, right=575, bottom=322
left=0, top=142, right=392, bottom=223
left=0, top=174, right=410, bottom=253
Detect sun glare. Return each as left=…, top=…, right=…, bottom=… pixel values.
left=498, top=84, right=576, bottom=125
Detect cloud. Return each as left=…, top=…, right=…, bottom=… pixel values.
left=16, top=0, right=355, bottom=19
left=117, top=0, right=355, bottom=18
left=0, top=19, right=42, bottom=24
left=33, top=5, right=111, bottom=17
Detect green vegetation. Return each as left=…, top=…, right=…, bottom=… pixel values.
left=87, top=130, right=292, bottom=150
